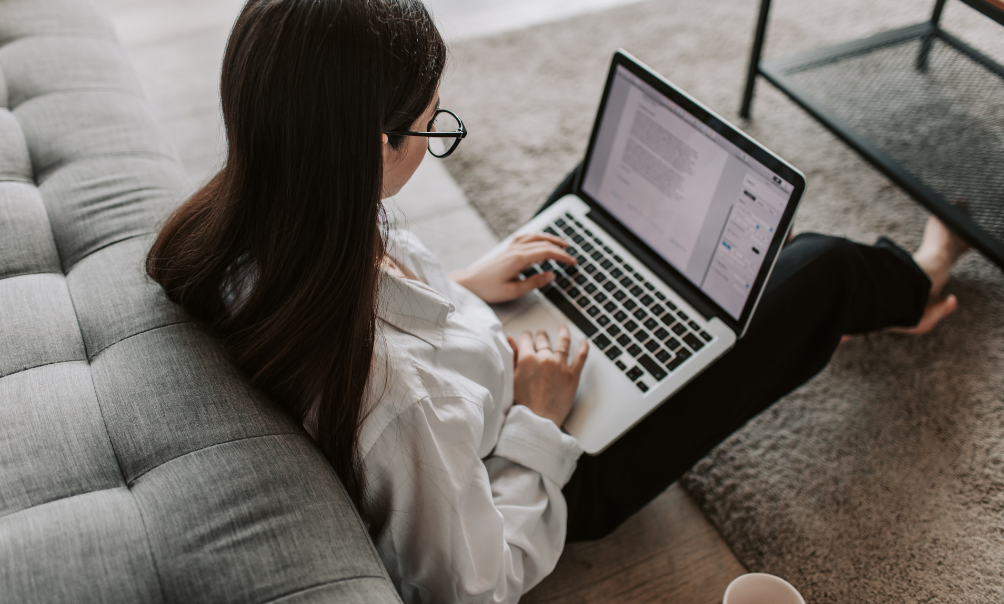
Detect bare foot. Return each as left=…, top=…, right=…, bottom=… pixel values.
left=840, top=216, right=969, bottom=342
left=888, top=216, right=969, bottom=335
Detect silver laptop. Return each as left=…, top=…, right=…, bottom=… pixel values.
left=477, top=50, right=805, bottom=454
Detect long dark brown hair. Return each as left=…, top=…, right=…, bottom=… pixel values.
left=147, top=0, right=446, bottom=512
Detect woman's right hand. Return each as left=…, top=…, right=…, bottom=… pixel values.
left=507, top=325, right=589, bottom=427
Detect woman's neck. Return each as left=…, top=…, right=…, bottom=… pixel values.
left=381, top=254, right=419, bottom=281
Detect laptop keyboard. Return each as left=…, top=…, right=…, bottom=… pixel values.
left=521, top=212, right=715, bottom=393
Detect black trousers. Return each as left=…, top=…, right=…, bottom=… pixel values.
left=559, top=217, right=932, bottom=542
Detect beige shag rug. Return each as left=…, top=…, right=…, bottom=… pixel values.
left=439, top=0, right=1004, bottom=601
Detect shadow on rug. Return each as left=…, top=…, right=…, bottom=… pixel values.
left=440, top=0, right=1004, bottom=601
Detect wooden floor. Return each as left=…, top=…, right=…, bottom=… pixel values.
left=101, top=0, right=747, bottom=601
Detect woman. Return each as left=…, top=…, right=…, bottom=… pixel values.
left=147, top=0, right=969, bottom=602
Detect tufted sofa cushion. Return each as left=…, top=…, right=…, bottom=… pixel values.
left=0, top=0, right=401, bottom=602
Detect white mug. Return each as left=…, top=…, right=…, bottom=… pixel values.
left=723, top=573, right=806, bottom=604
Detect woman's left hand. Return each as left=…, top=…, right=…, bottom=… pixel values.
left=449, top=233, right=576, bottom=304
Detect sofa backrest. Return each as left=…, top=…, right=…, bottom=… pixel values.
left=0, top=1, right=400, bottom=601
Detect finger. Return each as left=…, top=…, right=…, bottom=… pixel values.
left=515, top=244, right=577, bottom=268
left=518, top=331, right=536, bottom=360
left=524, top=233, right=569, bottom=248
left=506, top=335, right=520, bottom=370
left=535, top=330, right=552, bottom=354
left=570, top=337, right=589, bottom=376
left=510, top=271, right=555, bottom=297
left=554, top=325, right=571, bottom=361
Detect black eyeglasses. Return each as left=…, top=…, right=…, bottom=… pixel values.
left=386, top=108, right=467, bottom=158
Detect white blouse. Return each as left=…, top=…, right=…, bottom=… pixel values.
left=353, top=225, right=584, bottom=603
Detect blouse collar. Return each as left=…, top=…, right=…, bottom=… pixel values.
left=376, top=270, right=452, bottom=349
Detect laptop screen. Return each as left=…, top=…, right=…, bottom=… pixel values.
left=581, top=64, right=797, bottom=320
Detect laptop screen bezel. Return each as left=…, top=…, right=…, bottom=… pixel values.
left=574, top=50, right=806, bottom=337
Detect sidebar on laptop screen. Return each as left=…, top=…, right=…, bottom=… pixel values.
left=581, top=65, right=795, bottom=320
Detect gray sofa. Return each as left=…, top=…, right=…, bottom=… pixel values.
left=0, top=0, right=401, bottom=601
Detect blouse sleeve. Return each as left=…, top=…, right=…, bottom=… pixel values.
left=363, top=395, right=582, bottom=604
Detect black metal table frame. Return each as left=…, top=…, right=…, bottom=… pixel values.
left=740, top=0, right=1004, bottom=269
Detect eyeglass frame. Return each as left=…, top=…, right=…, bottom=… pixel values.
left=385, top=108, right=467, bottom=158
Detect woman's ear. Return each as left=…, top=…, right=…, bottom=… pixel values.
left=382, top=133, right=389, bottom=145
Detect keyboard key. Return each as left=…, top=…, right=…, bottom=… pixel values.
left=555, top=218, right=566, bottom=227
left=603, top=281, right=616, bottom=292
left=636, top=381, right=649, bottom=393
left=661, top=314, right=676, bottom=326
left=591, top=251, right=603, bottom=261
left=541, top=260, right=557, bottom=272
left=600, top=259, right=613, bottom=270
left=586, top=306, right=600, bottom=317
left=567, top=287, right=581, bottom=298
left=688, top=320, right=701, bottom=332
left=700, top=331, right=713, bottom=342
left=572, top=234, right=585, bottom=244
left=574, top=220, right=583, bottom=228
left=677, top=310, right=689, bottom=321
left=627, top=344, right=643, bottom=357
left=635, top=330, right=649, bottom=342
left=683, top=333, right=704, bottom=351
left=565, top=265, right=579, bottom=276
left=521, top=266, right=540, bottom=279
left=597, top=315, right=611, bottom=326
left=633, top=308, right=647, bottom=320
left=616, top=334, right=632, bottom=347
left=614, top=290, right=627, bottom=301
left=654, top=327, right=670, bottom=340
left=623, top=263, right=635, bottom=273
left=574, top=275, right=587, bottom=285
left=605, top=346, right=622, bottom=360
left=544, top=226, right=559, bottom=237
left=655, top=291, right=666, bottom=300
left=614, top=255, right=623, bottom=262
left=603, top=246, right=613, bottom=254
left=610, top=268, right=623, bottom=279
left=677, top=348, right=692, bottom=362
left=650, top=304, right=665, bottom=316
left=620, top=277, right=634, bottom=289
left=623, top=299, right=637, bottom=311
left=666, top=355, right=686, bottom=371
left=644, top=339, right=659, bottom=352
left=606, top=324, right=622, bottom=337
left=584, top=264, right=597, bottom=274
left=603, top=301, right=617, bottom=313
left=644, top=282, right=655, bottom=291
left=541, top=287, right=597, bottom=337
left=630, top=285, right=644, bottom=297
left=565, top=246, right=577, bottom=256
left=594, top=273, right=607, bottom=284
left=672, top=323, right=687, bottom=335
left=593, top=334, right=611, bottom=349
left=638, top=354, right=668, bottom=381
left=562, top=226, right=575, bottom=236
left=615, top=360, right=627, bottom=370
left=582, top=242, right=593, bottom=253
left=644, top=318, right=659, bottom=331
left=594, top=236, right=604, bottom=245
left=666, top=337, right=682, bottom=351
left=584, top=283, right=597, bottom=294
left=594, top=292, right=607, bottom=303
left=626, top=366, right=644, bottom=381
left=576, top=295, right=590, bottom=307
left=623, top=320, right=638, bottom=332
left=583, top=228, right=593, bottom=236
left=639, top=294, right=653, bottom=306
left=614, top=310, right=628, bottom=322
left=655, top=349, right=671, bottom=363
